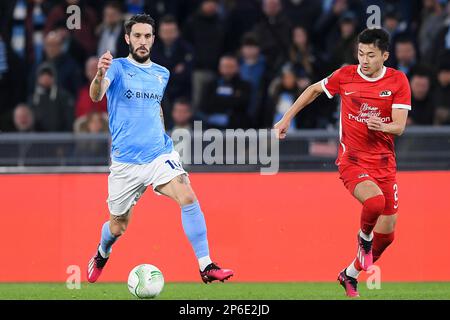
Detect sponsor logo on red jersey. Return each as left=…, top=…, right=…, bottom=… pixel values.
left=379, top=90, right=392, bottom=97
left=348, top=103, right=391, bottom=124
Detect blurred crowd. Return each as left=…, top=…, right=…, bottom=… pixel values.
left=1, top=0, right=450, bottom=135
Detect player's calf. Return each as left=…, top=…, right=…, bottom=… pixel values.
left=373, top=231, right=395, bottom=263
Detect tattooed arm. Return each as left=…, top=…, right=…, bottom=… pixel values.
left=90, top=51, right=112, bottom=102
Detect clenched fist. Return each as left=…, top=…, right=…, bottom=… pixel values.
left=97, top=50, right=113, bottom=78
left=273, top=119, right=291, bottom=139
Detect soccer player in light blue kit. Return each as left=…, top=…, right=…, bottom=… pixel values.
left=87, top=14, right=233, bottom=283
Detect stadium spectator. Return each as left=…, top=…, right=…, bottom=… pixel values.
left=73, top=111, right=109, bottom=164
left=267, top=64, right=302, bottom=130
left=429, top=1, right=450, bottom=63
left=74, top=111, right=108, bottom=134
left=13, top=103, right=35, bottom=132
left=289, top=26, right=319, bottom=79
left=394, top=36, right=418, bottom=77
left=75, top=56, right=107, bottom=118
left=0, top=35, right=26, bottom=132
left=139, top=0, right=201, bottom=27
left=314, top=0, right=349, bottom=55
left=44, top=0, right=98, bottom=62
left=183, top=0, right=226, bottom=110
left=123, top=0, right=146, bottom=16
left=0, top=0, right=51, bottom=69
left=418, top=0, right=446, bottom=63
left=434, top=52, right=450, bottom=125
left=223, top=0, right=262, bottom=53
left=96, top=1, right=128, bottom=58
left=239, top=33, right=268, bottom=128
left=329, top=11, right=359, bottom=70
left=408, top=67, right=435, bottom=125
left=198, top=55, right=251, bottom=129
left=152, top=15, right=194, bottom=111
left=266, top=62, right=333, bottom=130
left=170, top=98, right=194, bottom=131
left=252, top=0, right=292, bottom=78
left=30, top=31, right=83, bottom=97
left=281, top=0, right=323, bottom=35
left=46, top=18, right=89, bottom=68
left=30, top=63, right=74, bottom=132
left=382, top=8, right=408, bottom=37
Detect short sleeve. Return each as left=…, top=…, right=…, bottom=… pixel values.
left=104, top=60, right=119, bottom=86
left=320, top=68, right=342, bottom=99
left=392, top=72, right=411, bottom=110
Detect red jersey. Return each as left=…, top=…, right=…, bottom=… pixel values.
left=321, top=65, right=411, bottom=169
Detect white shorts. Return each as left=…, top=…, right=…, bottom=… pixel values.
left=107, top=150, right=187, bottom=216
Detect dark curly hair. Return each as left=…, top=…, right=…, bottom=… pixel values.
left=124, top=14, right=155, bottom=35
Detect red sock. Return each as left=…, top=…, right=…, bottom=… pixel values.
left=353, top=258, right=363, bottom=271
left=373, top=231, right=395, bottom=262
left=360, top=195, right=385, bottom=235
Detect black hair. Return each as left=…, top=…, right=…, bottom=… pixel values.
left=104, top=0, right=123, bottom=12
left=357, top=28, right=390, bottom=52
left=395, top=34, right=415, bottom=45
left=220, top=53, right=238, bottom=61
left=410, top=64, right=433, bottom=79
left=241, top=32, right=259, bottom=47
left=124, top=14, right=155, bottom=35
left=159, top=14, right=178, bottom=25
left=438, top=51, right=450, bottom=71
left=173, top=97, right=191, bottom=106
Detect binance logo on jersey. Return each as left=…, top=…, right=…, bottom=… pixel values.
left=379, top=90, right=392, bottom=97
left=125, top=89, right=133, bottom=99
left=124, top=89, right=162, bottom=102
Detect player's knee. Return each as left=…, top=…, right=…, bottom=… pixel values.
left=114, top=227, right=126, bottom=237
left=178, top=192, right=197, bottom=206
left=110, top=220, right=128, bottom=237
left=363, top=194, right=385, bottom=214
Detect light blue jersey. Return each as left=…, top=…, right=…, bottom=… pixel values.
left=105, top=57, right=173, bottom=164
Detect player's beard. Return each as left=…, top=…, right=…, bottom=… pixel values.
left=129, top=43, right=151, bottom=63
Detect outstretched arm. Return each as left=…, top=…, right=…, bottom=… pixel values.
left=273, top=81, right=324, bottom=139
left=90, top=51, right=113, bottom=102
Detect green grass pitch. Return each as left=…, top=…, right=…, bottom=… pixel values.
left=1, top=282, right=450, bottom=300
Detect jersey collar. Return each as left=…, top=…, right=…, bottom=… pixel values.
left=127, top=56, right=153, bottom=68
left=357, top=65, right=386, bottom=82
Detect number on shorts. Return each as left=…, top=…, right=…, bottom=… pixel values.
left=165, top=159, right=182, bottom=170
left=393, top=183, right=398, bottom=202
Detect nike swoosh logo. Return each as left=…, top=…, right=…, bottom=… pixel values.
left=344, top=91, right=357, bottom=95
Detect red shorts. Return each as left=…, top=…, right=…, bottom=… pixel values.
left=338, top=163, right=399, bottom=215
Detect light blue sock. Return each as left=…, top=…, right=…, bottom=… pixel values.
left=99, top=221, right=117, bottom=258
left=181, top=201, right=210, bottom=259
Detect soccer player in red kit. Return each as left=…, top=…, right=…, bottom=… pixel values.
left=274, top=28, right=411, bottom=297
